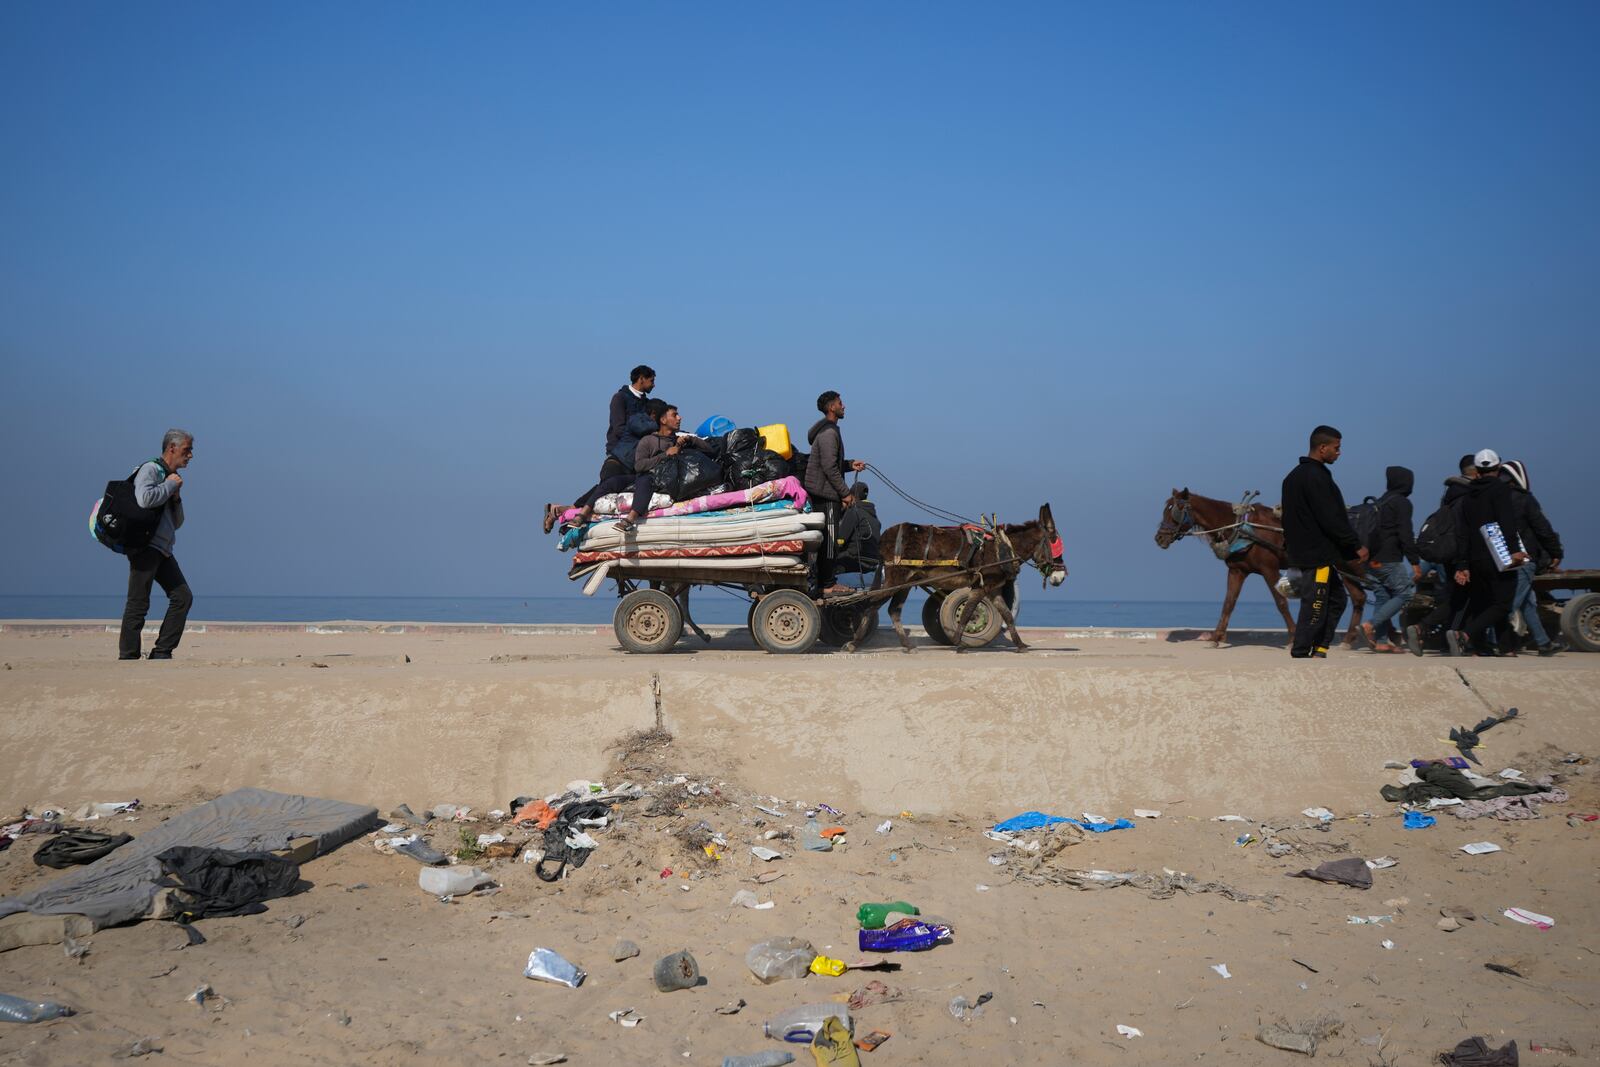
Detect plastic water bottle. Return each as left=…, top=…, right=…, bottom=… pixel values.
left=722, top=1051, right=796, bottom=1067
left=763, top=1004, right=853, bottom=1043
left=417, top=865, right=491, bottom=895
left=0, top=993, right=74, bottom=1023
left=858, top=919, right=953, bottom=952
left=855, top=901, right=919, bottom=929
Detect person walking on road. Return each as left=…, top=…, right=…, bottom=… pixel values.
left=1361, top=466, right=1421, bottom=653
left=119, top=429, right=195, bottom=661
left=1448, top=449, right=1529, bottom=656
left=1281, top=425, right=1366, bottom=659
left=1406, top=454, right=1477, bottom=655
left=1501, top=459, right=1564, bottom=656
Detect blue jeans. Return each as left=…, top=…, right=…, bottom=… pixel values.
left=1512, top=561, right=1549, bottom=646
left=1367, top=561, right=1415, bottom=635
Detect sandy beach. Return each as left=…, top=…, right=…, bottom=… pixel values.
left=2, top=624, right=1597, bottom=1065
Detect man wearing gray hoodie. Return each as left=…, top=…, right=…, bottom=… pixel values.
left=119, top=430, right=194, bottom=660
left=1361, top=466, right=1421, bottom=652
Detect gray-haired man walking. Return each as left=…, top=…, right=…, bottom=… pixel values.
left=119, top=429, right=195, bottom=660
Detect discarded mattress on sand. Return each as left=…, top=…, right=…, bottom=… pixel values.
left=0, top=788, right=378, bottom=931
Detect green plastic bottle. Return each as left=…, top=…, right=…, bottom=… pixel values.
left=856, top=901, right=919, bottom=929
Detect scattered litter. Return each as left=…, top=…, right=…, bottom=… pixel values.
left=419, top=866, right=491, bottom=896
left=731, top=889, right=775, bottom=910
left=523, top=949, right=585, bottom=988
left=0, top=993, right=75, bottom=1023
left=859, top=920, right=953, bottom=952
left=1403, top=812, right=1436, bottom=829
left=1301, top=807, right=1335, bottom=822
left=1347, top=915, right=1393, bottom=925
left=746, top=937, right=817, bottom=983
left=975, top=884, right=990, bottom=892
left=1459, top=841, right=1502, bottom=855
left=1235, top=833, right=1255, bottom=847
left=764, top=1003, right=853, bottom=1043
left=756, top=871, right=784, bottom=884
left=1116, top=1024, right=1144, bottom=1038
left=431, top=804, right=471, bottom=821
left=1380, top=939, right=1396, bottom=950
left=1365, top=856, right=1398, bottom=869
left=751, top=846, right=782, bottom=862
left=993, top=811, right=1070, bottom=832
left=948, top=991, right=992, bottom=1021
left=1266, top=840, right=1295, bottom=858
left=1484, top=962, right=1524, bottom=978
left=754, top=805, right=786, bottom=818
left=1288, top=858, right=1372, bottom=889
left=875, top=820, right=893, bottom=834
left=848, top=980, right=903, bottom=1011
left=475, top=833, right=506, bottom=848
left=1133, top=809, right=1161, bottom=819
left=1440, top=1037, right=1519, bottom=1065
left=1497, top=768, right=1524, bottom=781
left=716, top=998, right=747, bottom=1015
left=527, top=1056, right=566, bottom=1066
left=1213, top=814, right=1249, bottom=822
left=854, top=1030, right=891, bottom=1052
left=1211, top=964, right=1231, bottom=978
left=857, top=902, right=918, bottom=929
left=1427, top=797, right=1466, bottom=809
left=607, top=1007, right=643, bottom=1027
left=1291, top=959, right=1318, bottom=973
left=186, top=983, right=215, bottom=1007
left=1503, top=908, right=1554, bottom=929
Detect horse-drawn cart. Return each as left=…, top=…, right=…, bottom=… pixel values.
left=1533, top=569, right=1600, bottom=652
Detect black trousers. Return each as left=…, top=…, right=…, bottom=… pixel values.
left=120, top=548, right=192, bottom=657
left=815, top=499, right=842, bottom=588
left=596, top=455, right=629, bottom=483
left=1459, top=563, right=1517, bottom=652
left=1418, top=575, right=1470, bottom=633
left=576, top=472, right=652, bottom=518
left=1291, top=565, right=1347, bottom=658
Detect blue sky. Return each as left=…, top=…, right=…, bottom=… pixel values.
left=2, top=2, right=1596, bottom=602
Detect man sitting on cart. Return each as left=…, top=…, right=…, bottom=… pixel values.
left=833, top=481, right=881, bottom=587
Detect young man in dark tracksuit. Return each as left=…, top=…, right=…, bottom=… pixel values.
left=1448, top=449, right=1530, bottom=656
left=1407, top=455, right=1477, bottom=653
left=804, top=390, right=867, bottom=596
left=1361, top=466, right=1421, bottom=652
left=1500, top=459, right=1562, bottom=655
left=834, top=481, right=882, bottom=582
left=1281, top=425, right=1367, bottom=658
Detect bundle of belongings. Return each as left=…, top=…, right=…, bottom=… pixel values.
left=555, top=424, right=822, bottom=586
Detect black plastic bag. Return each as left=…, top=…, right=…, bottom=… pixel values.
left=746, top=449, right=790, bottom=486
left=650, top=451, right=725, bottom=501
left=154, top=846, right=303, bottom=919
left=726, top=427, right=761, bottom=454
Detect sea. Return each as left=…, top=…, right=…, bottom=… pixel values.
left=0, top=594, right=1289, bottom=629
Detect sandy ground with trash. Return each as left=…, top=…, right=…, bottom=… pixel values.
left=2, top=625, right=1599, bottom=1065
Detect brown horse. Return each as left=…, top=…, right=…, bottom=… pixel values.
left=874, top=504, right=1066, bottom=653
left=1153, top=488, right=1367, bottom=648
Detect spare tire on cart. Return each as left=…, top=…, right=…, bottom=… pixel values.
left=614, top=589, right=683, bottom=654
left=751, top=590, right=822, bottom=654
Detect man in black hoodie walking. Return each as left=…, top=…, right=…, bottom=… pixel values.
left=1281, top=425, right=1367, bottom=658
left=1361, top=466, right=1421, bottom=653
left=1449, top=449, right=1530, bottom=656
left=1406, top=454, right=1477, bottom=654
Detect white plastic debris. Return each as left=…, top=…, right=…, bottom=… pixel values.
left=1365, top=857, right=1398, bottom=869
left=976, top=884, right=991, bottom=892
left=523, top=948, right=585, bottom=988
left=1380, top=939, right=1396, bottom=950
left=1211, top=964, right=1231, bottom=979
left=476, top=833, right=506, bottom=847
left=565, top=831, right=599, bottom=851
left=607, top=1007, right=644, bottom=1027
left=1498, top=768, right=1525, bottom=781
left=1117, top=1025, right=1144, bottom=1038
left=750, top=846, right=782, bottom=862
left=1504, top=908, right=1554, bottom=929
left=1302, top=807, right=1335, bottom=822
left=875, top=820, right=893, bottom=834
left=754, top=805, right=785, bottom=817
left=1081, top=812, right=1109, bottom=824
left=1459, top=842, right=1502, bottom=855
left=1213, top=814, right=1248, bottom=822
left=1426, top=797, right=1465, bottom=809
left=987, top=855, right=1006, bottom=865
left=730, top=890, right=774, bottom=910
left=1347, top=915, right=1393, bottom=924
left=1133, top=809, right=1161, bottom=819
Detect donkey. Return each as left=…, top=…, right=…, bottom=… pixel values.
left=875, top=504, right=1066, bottom=653
left=1154, top=488, right=1366, bottom=648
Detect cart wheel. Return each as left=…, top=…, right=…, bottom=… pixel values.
left=940, top=587, right=1004, bottom=648
left=1560, top=592, right=1600, bottom=653
left=751, top=590, right=822, bottom=654
left=614, top=589, right=684, bottom=654
left=921, top=594, right=953, bottom=645
left=747, top=600, right=760, bottom=637
left=821, top=602, right=880, bottom=647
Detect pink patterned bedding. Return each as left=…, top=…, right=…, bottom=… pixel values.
left=559, top=477, right=808, bottom=526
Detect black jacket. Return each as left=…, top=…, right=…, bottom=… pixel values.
left=1282, top=457, right=1361, bottom=568
left=1455, top=473, right=1520, bottom=570
left=1507, top=480, right=1563, bottom=566
left=1439, top=475, right=1473, bottom=508
left=1372, top=466, right=1418, bottom=565
left=836, top=500, right=881, bottom=565
left=804, top=418, right=851, bottom=503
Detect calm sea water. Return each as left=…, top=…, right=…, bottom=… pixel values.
left=0, top=594, right=1288, bottom=629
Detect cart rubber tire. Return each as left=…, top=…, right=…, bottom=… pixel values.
left=614, top=589, right=684, bottom=654
left=940, top=587, right=1004, bottom=648
left=920, top=594, right=952, bottom=645
left=752, top=590, right=822, bottom=654
left=821, top=602, right=880, bottom=647
left=747, top=600, right=760, bottom=637
left=1560, top=592, right=1600, bottom=653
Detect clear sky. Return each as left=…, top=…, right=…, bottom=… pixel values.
left=2, top=2, right=1596, bottom=603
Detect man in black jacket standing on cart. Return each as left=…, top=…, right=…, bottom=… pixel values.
left=1281, top=425, right=1367, bottom=658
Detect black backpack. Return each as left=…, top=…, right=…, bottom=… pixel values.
left=1347, top=496, right=1381, bottom=554
left=1416, top=499, right=1464, bottom=565
left=92, top=462, right=166, bottom=554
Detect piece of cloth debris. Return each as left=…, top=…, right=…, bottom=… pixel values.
left=1381, top=763, right=1547, bottom=804
left=0, top=788, right=377, bottom=932
left=1287, top=858, right=1372, bottom=889
left=32, top=831, right=134, bottom=869
left=1452, top=783, right=1568, bottom=821
left=1438, top=1036, right=1519, bottom=1066
left=155, top=846, right=302, bottom=920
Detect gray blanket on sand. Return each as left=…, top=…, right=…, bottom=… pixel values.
left=0, top=788, right=378, bottom=930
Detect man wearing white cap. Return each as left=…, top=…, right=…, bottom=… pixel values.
left=1447, top=449, right=1529, bottom=655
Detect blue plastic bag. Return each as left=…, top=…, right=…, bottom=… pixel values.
left=1402, top=811, right=1436, bottom=830
left=992, top=811, right=1070, bottom=833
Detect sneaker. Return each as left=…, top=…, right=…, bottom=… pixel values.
left=147, top=650, right=173, bottom=660
left=1445, top=630, right=1466, bottom=657
left=1404, top=625, right=1424, bottom=657
left=1537, top=643, right=1560, bottom=657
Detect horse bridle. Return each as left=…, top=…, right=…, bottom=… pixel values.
left=1158, top=496, right=1195, bottom=543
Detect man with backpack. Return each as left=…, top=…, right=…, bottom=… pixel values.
left=1360, top=466, right=1420, bottom=653
left=1448, top=449, right=1530, bottom=656
left=1405, top=454, right=1476, bottom=654
left=1502, top=459, right=1564, bottom=656
left=1281, top=425, right=1366, bottom=658
left=118, top=430, right=195, bottom=661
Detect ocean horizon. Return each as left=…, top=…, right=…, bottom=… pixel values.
left=0, top=594, right=1290, bottom=629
